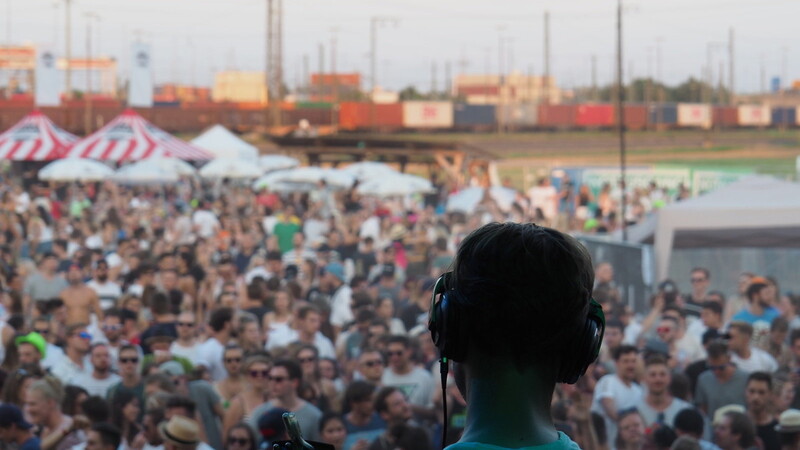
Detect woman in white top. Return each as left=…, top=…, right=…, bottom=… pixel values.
left=263, top=288, right=295, bottom=348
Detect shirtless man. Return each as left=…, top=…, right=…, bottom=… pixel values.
left=60, top=264, right=103, bottom=325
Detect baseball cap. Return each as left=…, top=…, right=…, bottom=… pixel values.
left=0, top=404, right=32, bottom=429
left=258, top=407, right=290, bottom=442
left=15, top=332, right=47, bottom=358
left=159, top=360, right=185, bottom=377
left=324, top=262, right=345, bottom=283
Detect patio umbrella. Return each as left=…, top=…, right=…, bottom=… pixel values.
left=259, top=155, right=300, bottom=172
left=357, top=173, right=434, bottom=197
left=199, top=158, right=263, bottom=179
left=38, top=159, right=114, bottom=182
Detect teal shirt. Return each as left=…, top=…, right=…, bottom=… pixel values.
left=446, top=432, right=581, bottom=450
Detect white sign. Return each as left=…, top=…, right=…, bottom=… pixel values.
left=128, top=43, right=153, bottom=107
left=35, top=47, right=60, bottom=106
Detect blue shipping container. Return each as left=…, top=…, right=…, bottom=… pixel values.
left=453, top=104, right=496, bottom=127
left=648, top=103, right=677, bottom=124
left=771, top=107, right=796, bottom=125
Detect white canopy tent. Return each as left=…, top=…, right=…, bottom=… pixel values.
left=191, top=125, right=259, bottom=161
left=626, top=176, right=800, bottom=280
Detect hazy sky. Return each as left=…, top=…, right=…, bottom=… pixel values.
left=5, top=0, right=798, bottom=93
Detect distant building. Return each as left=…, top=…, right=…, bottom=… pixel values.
left=155, top=84, right=211, bottom=103
left=454, top=72, right=561, bottom=105
left=307, top=73, right=362, bottom=102
left=213, top=71, right=268, bottom=104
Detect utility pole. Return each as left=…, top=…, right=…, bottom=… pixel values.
left=302, top=54, right=309, bottom=100
left=430, top=61, right=437, bottom=98
left=369, top=16, right=398, bottom=130
left=656, top=37, right=664, bottom=127
left=616, top=0, right=627, bottom=241
left=266, top=0, right=283, bottom=128
left=728, top=27, right=735, bottom=104
left=445, top=60, right=452, bottom=99
left=591, top=54, right=598, bottom=101
left=330, top=27, right=339, bottom=104
left=317, top=42, right=324, bottom=101
left=84, top=12, right=97, bottom=135
left=543, top=11, right=551, bottom=104
left=760, top=53, right=766, bottom=94
left=64, top=0, right=72, bottom=99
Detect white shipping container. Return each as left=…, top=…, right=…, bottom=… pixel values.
left=500, top=104, right=539, bottom=127
left=737, top=105, right=771, bottom=126
left=677, top=103, right=712, bottom=129
left=402, top=102, right=454, bottom=128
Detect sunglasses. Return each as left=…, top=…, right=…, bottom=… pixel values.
left=34, top=329, right=49, bottom=335
left=120, top=357, right=139, bottom=364
left=362, top=360, right=383, bottom=367
left=249, top=370, right=269, bottom=378
left=386, top=350, right=404, bottom=357
left=691, top=278, right=706, bottom=283
left=708, top=364, right=728, bottom=371
left=268, top=376, right=287, bottom=383
left=75, top=332, right=92, bottom=340
left=177, top=322, right=194, bottom=327
left=102, top=324, right=121, bottom=331
left=227, top=438, right=250, bottom=446
left=226, top=357, right=242, bottom=364
left=656, top=327, right=674, bottom=334
left=298, top=357, right=316, bottom=364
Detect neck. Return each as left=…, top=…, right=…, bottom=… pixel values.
left=735, top=347, right=751, bottom=359
left=45, top=411, right=64, bottom=431
left=750, top=302, right=765, bottom=315
left=299, top=331, right=314, bottom=342
left=178, top=336, right=195, bottom=345
left=646, top=391, right=672, bottom=409
left=279, top=394, right=300, bottom=410
left=750, top=408, right=771, bottom=424
left=348, top=409, right=370, bottom=425
left=459, top=359, right=558, bottom=448
left=717, top=368, right=734, bottom=382
left=66, top=348, right=84, bottom=365
left=94, top=369, right=109, bottom=379
left=392, top=363, right=411, bottom=375
left=123, top=374, right=139, bottom=385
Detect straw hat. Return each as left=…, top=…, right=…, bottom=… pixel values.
left=712, top=404, right=746, bottom=425
left=775, top=409, right=800, bottom=433
left=159, top=416, right=200, bottom=447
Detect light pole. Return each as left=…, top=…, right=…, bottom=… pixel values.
left=64, top=0, right=72, bottom=100
left=370, top=16, right=398, bottom=130
left=84, top=12, right=98, bottom=135
left=616, top=0, right=627, bottom=241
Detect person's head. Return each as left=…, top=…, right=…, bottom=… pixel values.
left=216, top=344, right=240, bottom=374
left=319, top=413, right=347, bottom=448
left=714, top=411, right=756, bottom=450
left=613, top=345, right=639, bottom=382
left=101, top=310, right=123, bottom=343
left=62, top=385, right=89, bottom=416
left=86, top=422, right=122, bottom=450
left=82, top=396, right=111, bottom=425
left=727, top=322, right=753, bottom=353
left=65, top=323, right=92, bottom=354
left=25, top=378, right=63, bottom=425
left=644, top=355, right=672, bottom=396
left=67, top=264, right=84, bottom=285
left=345, top=381, right=377, bottom=417
left=15, top=333, right=45, bottom=366
left=176, top=311, right=196, bottom=339
left=706, top=340, right=732, bottom=378
left=0, top=403, right=33, bottom=443
left=770, top=316, right=790, bottom=346
left=159, top=415, right=200, bottom=450
left=269, top=360, right=302, bottom=401
left=615, top=409, right=645, bottom=449
left=164, top=395, right=196, bottom=421
left=604, top=319, right=625, bottom=350
left=296, top=305, right=322, bottom=336
left=93, top=260, right=110, bottom=282
left=595, top=262, right=614, bottom=284
left=117, top=345, right=140, bottom=377
left=442, top=223, right=596, bottom=385
left=273, top=289, right=293, bottom=312
left=225, top=422, right=257, bottom=450
left=656, top=316, right=680, bottom=344
left=701, top=301, right=723, bottom=327
left=385, top=335, right=412, bottom=372
left=294, top=344, right=319, bottom=378
left=745, top=372, right=773, bottom=415
left=374, top=386, right=412, bottom=426
left=243, top=356, right=271, bottom=391
left=674, top=408, right=705, bottom=439
left=142, top=408, right=165, bottom=446
left=237, top=314, right=262, bottom=349
left=357, top=349, right=384, bottom=382
left=690, top=268, right=710, bottom=294
left=144, top=373, right=176, bottom=398
left=208, top=307, right=234, bottom=334
left=746, top=282, right=769, bottom=307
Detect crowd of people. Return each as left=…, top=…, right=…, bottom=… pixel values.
left=0, top=165, right=793, bottom=450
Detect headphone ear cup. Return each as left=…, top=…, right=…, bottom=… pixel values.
left=558, top=302, right=606, bottom=384
left=429, top=292, right=468, bottom=363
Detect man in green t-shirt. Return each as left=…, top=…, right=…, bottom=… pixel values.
left=273, top=206, right=302, bottom=254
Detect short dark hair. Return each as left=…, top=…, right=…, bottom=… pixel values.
left=729, top=321, right=754, bottom=338
left=385, top=335, right=411, bottom=349
left=82, top=396, right=111, bottom=424
left=118, top=344, right=138, bottom=358
left=706, top=340, right=729, bottom=359
left=66, top=323, right=88, bottom=337
left=746, top=283, right=768, bottom=301
left=345, top=381, right=376, bottom=407
left=606, top=319, right=625, bottom=332
left=674, top=408, right=705, bottom=437
left=449, top=223, right=594, bottom=366
left=374, top=386, right=401, bottom=414
left=143, top=373, right=175, bottom=393
left=790, top=329, right=800, bottom=346
left=613, top=345, right=638, bottom=361
left=747, top=371, right=773, bottom=390
left=771, top=316, right=789, bottom=333
left=208, top=307, right=234, bottom=332
left=691, top=267, right=710, bottom=279
left=272, top=359, right=302, bottom=381
left=165, top=394, right=196, bottom=417
left=701, top=301, right=723, bottom=316
left=91, top=422, right=122, bottom=450
left=644, top=354, right=669, bottom=368
left=295, top=305, right=320, bottom=321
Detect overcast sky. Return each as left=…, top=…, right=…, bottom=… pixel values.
left=5, top=0, right=798, bottom=93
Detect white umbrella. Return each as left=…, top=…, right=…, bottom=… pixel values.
left=143, top=157, right=197, bottom=176
left=281, top=167, right=356, bottom=189
left=357, top=173, right=434, bottom=197
left=446, top=186, right=518, bottom=213
left=200, top=158, right=263, bottom=179
left=114, top=159, right=180, bottom=184
left=259, top=155, right=300, bottom=172
left=253, top=171, right=314, bottom=192
left=341, top=161, right=398, bottom=181
left=39, top=159, right=114, bottom=182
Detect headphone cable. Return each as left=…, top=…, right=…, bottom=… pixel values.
left=440, top=357, right=448, bottom=450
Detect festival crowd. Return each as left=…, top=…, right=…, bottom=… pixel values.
left=0, top=168, right=793, bottom=450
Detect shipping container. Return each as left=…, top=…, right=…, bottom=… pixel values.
left=648, top=103, right=678, bottom=126
left=283, top=108, right=333, bottom=126
left=712, top=106, right=738, bottom=128
left=537, top=104, right=577, bottom=129
left=737, top=105, right=771, bottom=127
left=770, top=107, right=797, bottom=126
left=575, top=104, right=615, bottom=128
left=338, top=102, right=403, bottom=131
left=295, top=101, right=334, bottom=109
left=500, top=104, right=539, bottom=128
left=402, top=101, right=454, bottom=128
left=453, top=103, right=496, bottom=128
left=623, top=104, right=648, bottom=130
left=677, top=103, right=712, bottom=129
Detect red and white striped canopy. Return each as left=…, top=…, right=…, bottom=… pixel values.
left=64, top=109, right=213, bottom=161
left=0, top=110, right=77, bottom=161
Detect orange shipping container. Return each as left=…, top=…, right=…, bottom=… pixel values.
left=338, top=102, right=403, bottom=130
left=624, top=105, right=648, bottom=130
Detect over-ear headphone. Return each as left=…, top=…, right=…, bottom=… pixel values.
left=428, top=271, right=605, bottom=384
